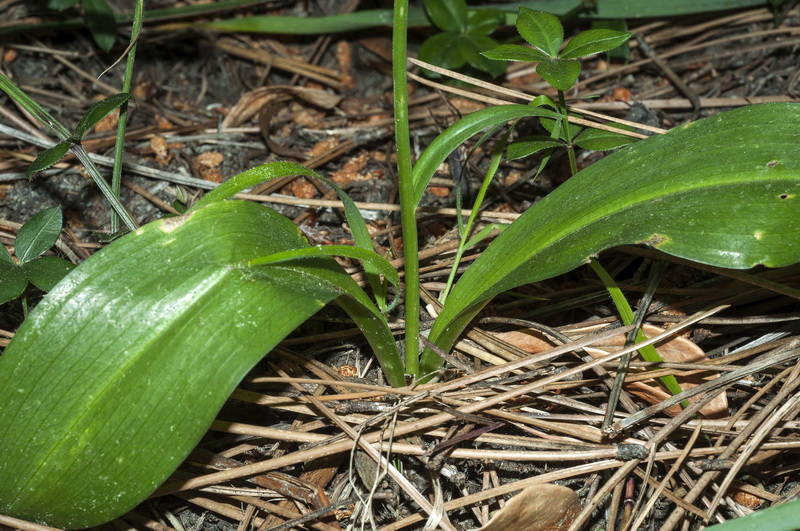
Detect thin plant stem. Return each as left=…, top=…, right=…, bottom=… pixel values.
left=111, top=0, right=143, bottom=232
left=589, top=259, right=686, bottom=401
left=557, top=89, right=578, bottom=176
left=440, top=127, right=513, bottom=304
left=392, top=0, right=419, bottom=378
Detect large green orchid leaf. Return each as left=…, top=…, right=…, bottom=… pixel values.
left=421, top=103, right=800, bottom=377
left=0, top=199, right=402, bottom=528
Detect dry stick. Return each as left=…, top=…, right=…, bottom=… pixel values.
left=630, top=423, right=704, bottom=531
left=157, top=324, right=639, bottom=494
left=157, top=312, right=716, bottom=498
left=408, top=57, right=668, bottom=136
left=705, top=365, right=800, bottom=517
left=613, top=340, right=800, bottom=434
left=280, top=380, right=457, bottom=531
left=217, top=39, right=343, bottom=89
left=659, top=344, right=800, bottom=531
left=0, top=515, right=62, bottom=531
left=635, top=37, right=700, bottom=115
left=407, top=68, right=652, bottom=140
left=381, top=460, right=627, bottom=531
left=569, top=379, right=727, bottom=531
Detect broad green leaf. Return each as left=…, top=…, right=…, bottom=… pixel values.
left=21, top=256, right=76, bottom=292
left=536, top=57, right=581, bottom=91
left=0, top=262, right=27, bottom=305
left=574, top=124, right=637, bottom=151
left=15, top=206, right=62, bottom=264
left=421, top=103, right=800, bottom=376
left=456, top=35, right=505, bottom=77
left=481, top=43, right=549, bottom=63
left=0, top=200, right=403, bottom=529
left=424, top=0, right=467, bottom=33
left=73, top=93, right=132, bottom=139
left=82, top=0, right=116, bottom=51
left=507, top=135, right=564, bottom=161
left=467, top=8, right=504, bottom=37
left=412, top=104, right=561, bottom=205
left=190, top=161, right=389, bottom=311
left=249, top=244, right=400, bottom=296
left=26, top=141, right=71, bottom=179
left=0, top=244, right=14, bottom=264
left=560, top=29, right=632, bottom=60
left=705, top=498, right=800, bottom=531
left=419, top=32, right=466, bottom=72
left=516, top=7, right=562, bottom=57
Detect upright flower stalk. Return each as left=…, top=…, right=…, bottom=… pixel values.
left=392, top=0, right=420, bottom=378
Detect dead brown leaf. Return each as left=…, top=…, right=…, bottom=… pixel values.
left=491, top=324, right=728, bottom=418
left=476, top=483, right=580, bottom=531
left=222, top=86, right=342, bottom=128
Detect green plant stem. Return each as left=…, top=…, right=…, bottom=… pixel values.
left=393, top=0, right=419, bottom=379
left=441, top=127, right=513, bottom=304
left=70, top=147, right=138, bottom=230
left=589, top=259, right=687, bottom=401
left=557, top=90, right=578, bottom=176
left=111, top=0, right=143, bottom=233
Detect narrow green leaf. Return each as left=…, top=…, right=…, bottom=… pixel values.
left=464, top=223, right=505, bottom=249
left=516, top=7, right=563, bottom=57
left=536, top=57, right=581, bottom=91
left=560, top=29, right=632, bottom=60
left=189, top=161, right=387, bottom=310
left=21, top=256, right=76, bottom=292
left=589, top=259, right=684, bottom=397
left=250, top=244, right=401, bottom=296
left=26, top=141, right=71, bottom=180
left=422, top=103, right=800, bottom=376
left=467, top=8, right=504, bottom=37
left=0, top=262, right=27, bottom=305
left=481, top=43, right=549, bottom=63
left=0, top=74, right=69, bottom=140
left=73, top=93, right=132, bottom=139
left=15, top=206, right=62, bottom=264
left=0, top=200, right=403, bottom=528
left=705, top=498, right=800, bottom=531
left=507, top=136, right=565, bottom=161
left=82, top=0, right=117, bottom=51
left=574, top=124, right=638, bottom=151
left=424, top=0, right=467, bottom=33
left=412, top=104, right=561, bottom=205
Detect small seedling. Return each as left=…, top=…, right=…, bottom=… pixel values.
left=482, top=7, right=633, bottom=174
left=0, top=206, right=75, bottom=307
